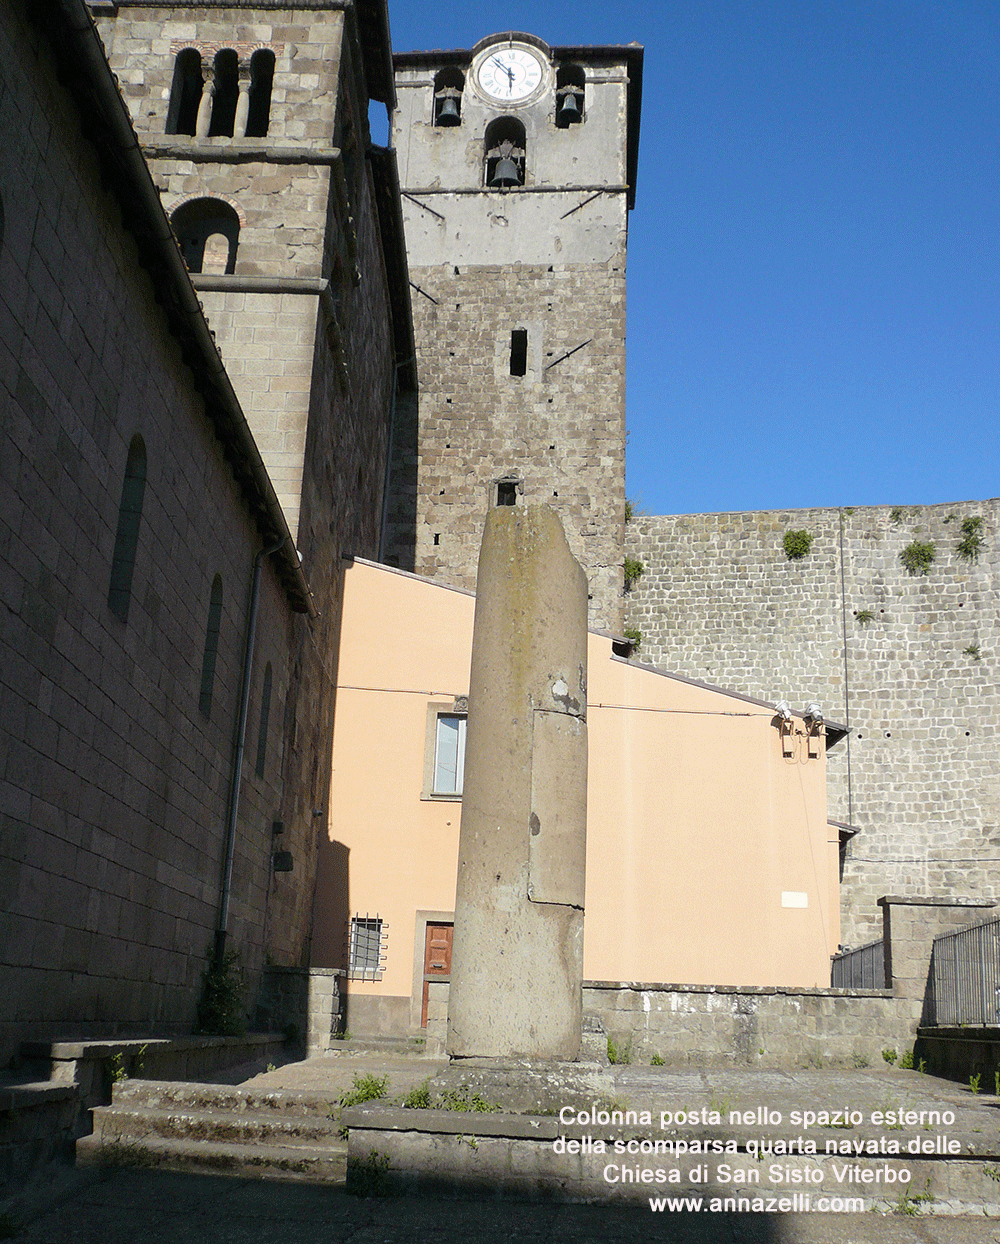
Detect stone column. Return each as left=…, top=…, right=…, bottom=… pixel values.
left=447, top=505, right=588, bottom=1060
left=195, top=68, right=215, bottom=138
left=234, top=62, right=252, bottom=137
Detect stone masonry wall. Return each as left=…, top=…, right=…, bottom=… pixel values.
left=0, top=0, right=302, bottom=1061
left=625, top=500, right=1000, bottom=944
left=387, top=259, right=627, bottom=632
left=97, top=6, right=350, bottom=538
left=97, top=4, right=400, bottom=978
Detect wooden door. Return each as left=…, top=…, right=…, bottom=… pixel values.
left=421, top=922, right=453, bottom=1027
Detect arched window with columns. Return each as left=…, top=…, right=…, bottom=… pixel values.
left=170, top=198, right=240, bottom=274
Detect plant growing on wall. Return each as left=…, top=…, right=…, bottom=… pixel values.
left=900, top=540, right=935, bottom=576
left=957, top=516, right=985, bottom=563
left=964, top=643, right=982, bottom=662
left=623, top=556, right=645, bottom=591
left=196, top=946, right=247, bottom=1036
left=855, top=610, right=875, bottom=626
left=782, top=530, right=814, bottom=561
left=623, top=627, right=642, bottom=652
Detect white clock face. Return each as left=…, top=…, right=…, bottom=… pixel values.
left=476, top=46, right=545, bottom=103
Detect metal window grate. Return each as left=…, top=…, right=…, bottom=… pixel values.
left=349, top=915, right=385, bottom=981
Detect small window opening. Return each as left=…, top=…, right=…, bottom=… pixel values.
left=555, top=64, right=585, bottom=127
left=433, top=67, right=464, bottom=126
left=433, top=533, right=440, bottom=545
left=255, top=661, right=272, bottom=778
left=509, top=328, right=528, bottom=376
left=108, top=435, right=147, bottom=623
left=166, top=48, right=203, bottom=135
left=349, top=915, right=385, bottom=980
left=434, top=714, right=467, bottom=794
left=171, top=198, right=240, bottom=274
left=199, top=574, right=224, bottom=717
left=245, top=49, right=275, bottom=138
left=209, top=50, right=240, bottom=136
left=495, top=478, right=521, bottom=507
left=484, top=117, right=526, bottom=188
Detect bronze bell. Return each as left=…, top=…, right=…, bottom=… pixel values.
left=436, top=94, right=460, bottom=126
left=558, top=91, right=581, bottom=123
left=490, top=156, right=521, bottom=187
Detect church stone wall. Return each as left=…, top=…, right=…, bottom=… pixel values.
left=625, top=499, right=999, bottom=944
left=387, top=259, right=626, bottom=631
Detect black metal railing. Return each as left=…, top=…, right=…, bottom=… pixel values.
left=831, top=938, right=886, bottom=989
left=927, top=917, right=1000, bottom=1026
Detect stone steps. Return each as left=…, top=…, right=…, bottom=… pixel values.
left=78, top=1132, right=346, bottom=1182
left=332, top=1035, right=430, bottom=1055
left=342, top=1105, right=1000, bottom=1213
left=76, top=1080, right=347, bottom=1183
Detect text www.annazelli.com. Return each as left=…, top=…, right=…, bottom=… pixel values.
left=649, top=1195, right=866, bottom=1213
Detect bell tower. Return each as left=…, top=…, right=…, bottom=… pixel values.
left=386, top=33, right=642, bottom=632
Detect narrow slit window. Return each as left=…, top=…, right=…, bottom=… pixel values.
left=199, top=574, right=224, bottom=717
left=510, top=329, right=528, bottom=377
left=255, top=661, right=272, bottom=778
left=108, top=435, right=147, bottom=623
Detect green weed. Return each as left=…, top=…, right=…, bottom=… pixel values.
left=347, top=1149, right=390, bottom=1197
left=607, top=1035, right=634, bottom=1065
left=339, top=1074, right=388, bottom=1109
left=436, top=1088, right=501, bottom=1114
left=900, top=540, right=935, bottom=576
left=783, top=529, right=814, bottom=560
left=401, top=1080, right=431, bottom=1109
left=957, top=515, right=985, bottom=562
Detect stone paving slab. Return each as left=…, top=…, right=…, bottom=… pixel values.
left=11, top=1168, right=1000, bottom=1243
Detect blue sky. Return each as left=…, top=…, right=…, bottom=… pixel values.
left=385, top=2, right=999, bottom=515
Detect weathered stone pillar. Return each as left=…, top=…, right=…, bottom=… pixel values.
left=195, top=69, right=215, bottom=138
left=447, top=505, right=588, bottom=1060
left=234, top=63, right=252, bottom=137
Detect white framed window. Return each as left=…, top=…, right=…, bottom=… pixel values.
left=349, top=915, right=385, bottom=981
left=433, top=713, right=466, bottom=795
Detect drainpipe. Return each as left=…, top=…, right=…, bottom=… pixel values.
left=215, top=535, right=286, bottom=969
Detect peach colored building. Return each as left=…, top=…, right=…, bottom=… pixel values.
left=313, top=558, right=840, bottom=1038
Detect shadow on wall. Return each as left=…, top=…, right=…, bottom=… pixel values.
left=384, top=388, right=418, bottom=570
left=311, top=837, right=350, bottom=980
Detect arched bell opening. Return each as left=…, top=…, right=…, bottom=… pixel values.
left=484, top=116, right=526, bottom=188
left=209, top=49, right=240, bottom=137
left=433, top=67, right=465, bottom=127
left=170, top=198, right=240, bottom=274
left=246, top=49, right=276, bottom=138
left=555, top=64, right=585, bottom=128
left=166, top=48, right=203, bottom=136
